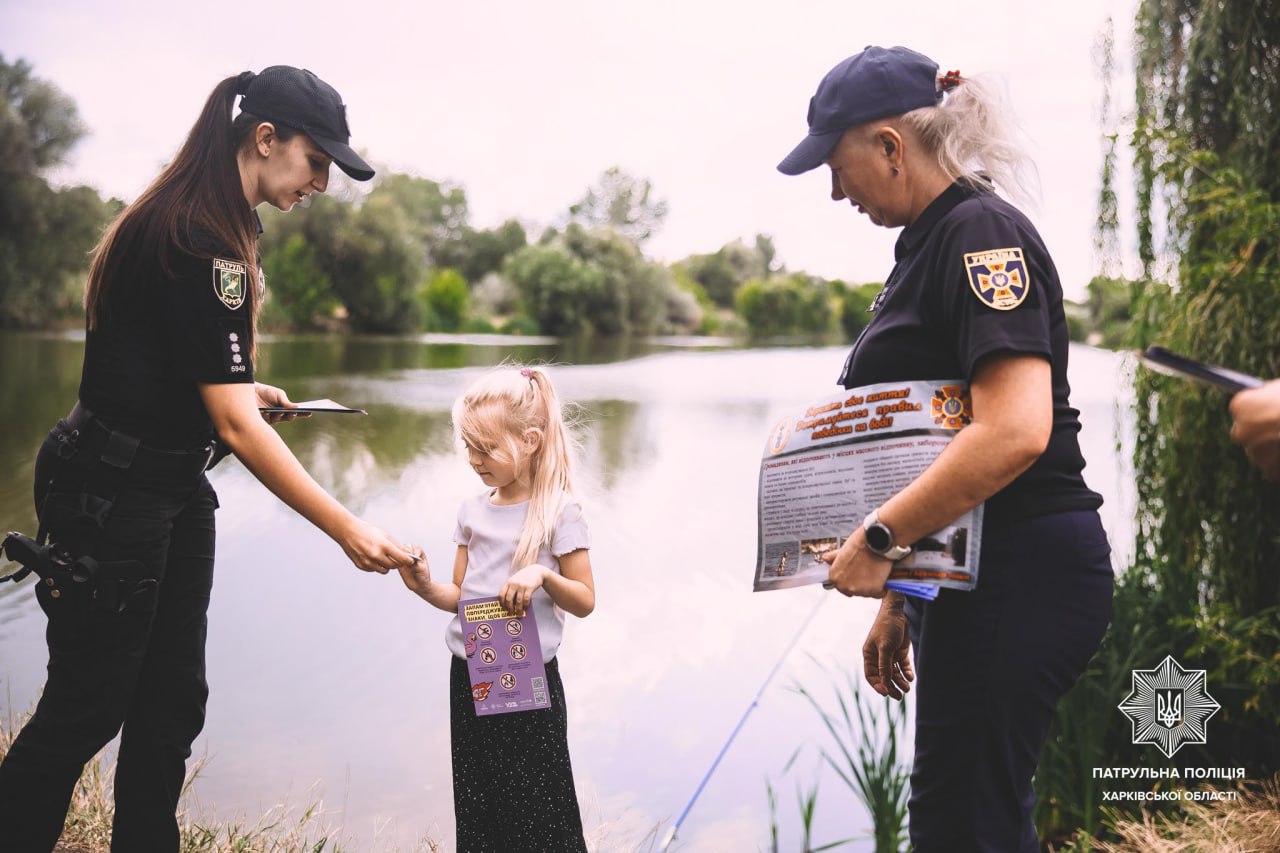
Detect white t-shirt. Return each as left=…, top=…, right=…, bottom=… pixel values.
left=446, top=491, right=590, bottom=663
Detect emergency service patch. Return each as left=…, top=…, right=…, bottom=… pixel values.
left=212, top=258, right=248, bottom=310
left=964, top=247, right=1029, bottom=310
left=931, top=385, right=972, bottom=430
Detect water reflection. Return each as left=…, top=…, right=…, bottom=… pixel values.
left=0, top=331, right=1132, bottom=852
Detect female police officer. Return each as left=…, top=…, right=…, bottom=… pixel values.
left=0, top=66, right=421, bottom=852
left=778, top=47, right=1114, bottom=852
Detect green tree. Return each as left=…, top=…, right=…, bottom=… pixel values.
left=833, top=281, right=883, bottom=342
left=420, top=268, right=469, bottom=332
left=736, top=274, right=834, bottom=338
left=506, top=223, right=678, bottom=337
left=373, top=172, right=468, bottom=258
left=669, top=265, right=717, bottom=334
left=0, top=55, right=85, bottom=172
left=1131, top=0, right=1280, bottom=618
left=1035, top=3, right=1280, bottom=844
left=261, top=174, right=468, bottom=333
left=261, top=232, right=336, bottom=330
left=567, top=166, right=669, bottom=245
left=431, top=218, right=527, bottom=284
left=678, top=236, right=775, bottom=308
left=0, top=56, right=118, bottom=329
left=561, top=223, right=670, bottom=335
left=329, top=190, right=424, bottom=333
left=504, top=243, right=604, bottom=336
left=681, top=251, right=740, bottom=308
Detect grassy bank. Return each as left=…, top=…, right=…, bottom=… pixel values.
left=1059, top=777, right=1280, bottom=853
left=0, top=713, right=441, bottom=853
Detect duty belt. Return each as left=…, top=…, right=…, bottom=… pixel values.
left=0, top=402, right=214, bottom=612
left=65, top=402, right=218, bottom=482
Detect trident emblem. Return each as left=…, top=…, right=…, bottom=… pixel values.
left=1156, top=689, right=1183, bottom=728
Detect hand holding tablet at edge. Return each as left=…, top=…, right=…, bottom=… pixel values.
left=1139, top=346, right=1280, bottom=481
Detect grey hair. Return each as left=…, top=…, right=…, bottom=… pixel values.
left=896, top=73, right=1039, bottom=208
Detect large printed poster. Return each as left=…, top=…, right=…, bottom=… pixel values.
left=754, top=380, right=984, bottom=598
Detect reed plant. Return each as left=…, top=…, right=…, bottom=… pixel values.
left=764, top=748, right=857, bottom=853
left=767, top=666, right=911, bottom=852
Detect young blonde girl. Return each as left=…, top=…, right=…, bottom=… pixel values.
left=399, top=366, right=594, bottom=852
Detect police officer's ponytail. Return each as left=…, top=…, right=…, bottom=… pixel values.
left=897, top=74, right=1039, bottom=208
left=86, top=74, right=261, bottom=346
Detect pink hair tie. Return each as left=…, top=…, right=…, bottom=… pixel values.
left=520, top=368, right=534, bottom=379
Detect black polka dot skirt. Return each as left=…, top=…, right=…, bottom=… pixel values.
left=449, top=655, right=587, bottom=852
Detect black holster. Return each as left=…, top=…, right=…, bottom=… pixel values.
left=2, top=531, right=156, bottom=614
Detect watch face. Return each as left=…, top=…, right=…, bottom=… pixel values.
left=865, top=523, right=892, bottom=553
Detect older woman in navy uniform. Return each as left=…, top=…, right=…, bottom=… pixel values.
left=778, top=46, right=1113, bottom=852
left=0, top=66, right=421, bottom=852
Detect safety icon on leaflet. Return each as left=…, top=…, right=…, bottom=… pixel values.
left=480, top=647, right=497, bottom=664
left=476, top=624, right=493, bottom=640
left=506, top=619, right=522, bottom=637
left=510, top=643, right=527, bottom=661
left=500, top=673, right=517, bottom=690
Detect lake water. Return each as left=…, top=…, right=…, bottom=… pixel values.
left=0, top=332, right=1134, bottom=852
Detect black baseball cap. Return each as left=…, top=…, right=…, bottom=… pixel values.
left=238, top=65, right=375, bottom=182
left=777, top=46, right=940, bottom=176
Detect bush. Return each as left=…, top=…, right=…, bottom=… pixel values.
left=833, top=281, right=882, bottom=342
left=419, top=268, right=469, bottom=332
left=736, top=274, right=834, bottom=338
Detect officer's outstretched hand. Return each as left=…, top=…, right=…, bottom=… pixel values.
left=337, top=518, right=418, bottom=575
left=822, top=528, right=891, bottom=598
left=255, top=381, right=311, bottom=426
left=863, top=595, right=913, bottom=701
left=1229, top=379, right=1280, bottom=482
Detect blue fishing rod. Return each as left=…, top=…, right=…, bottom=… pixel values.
left=658, top=593, right=828, bottom=852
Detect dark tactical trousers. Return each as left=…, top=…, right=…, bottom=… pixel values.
left=904, top=510, right=1114, bottom=853
left=0, top=420, right=217, bottom=853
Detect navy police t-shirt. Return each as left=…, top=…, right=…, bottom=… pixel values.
left=79, top=220, right=258, bottom=449
left=838, top=181, right=1103, bottom=526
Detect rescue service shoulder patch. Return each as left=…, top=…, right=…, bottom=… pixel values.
left=964, top=247, right=1030, bottom=311
left=212, top=258, right=248, bottom=310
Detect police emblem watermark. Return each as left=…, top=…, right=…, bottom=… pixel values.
left=213, top=258, right=248, bottom=310
left=1118, top=655, right=1220, bottom=759
left=1093, top=656, right=1242, bottom=804
left=964, top=247, right=1029, bottom=310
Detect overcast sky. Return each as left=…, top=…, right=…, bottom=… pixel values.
left=3, top=0, right=1140, bottom=301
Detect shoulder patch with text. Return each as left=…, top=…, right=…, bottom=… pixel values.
left=212, top=258, right=248, bottom=310
left=964, top=247, right=1030, bottom=310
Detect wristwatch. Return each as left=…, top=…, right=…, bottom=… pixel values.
left=862, top=510, right=912, bottom=561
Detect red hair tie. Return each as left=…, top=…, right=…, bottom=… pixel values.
left=939, top=70, right=962, bottom=93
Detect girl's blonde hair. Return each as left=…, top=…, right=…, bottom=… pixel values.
left=452, top=366, right=575, bottom=572
left=895, top=73, right=1039, bottom=208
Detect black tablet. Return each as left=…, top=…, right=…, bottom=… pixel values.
left=1139, top=346, right=1263, bottom=393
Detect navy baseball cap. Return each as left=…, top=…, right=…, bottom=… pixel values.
left=238, top=66, right=375, bottom=182
left=777, top=46, right=940, bottom=176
